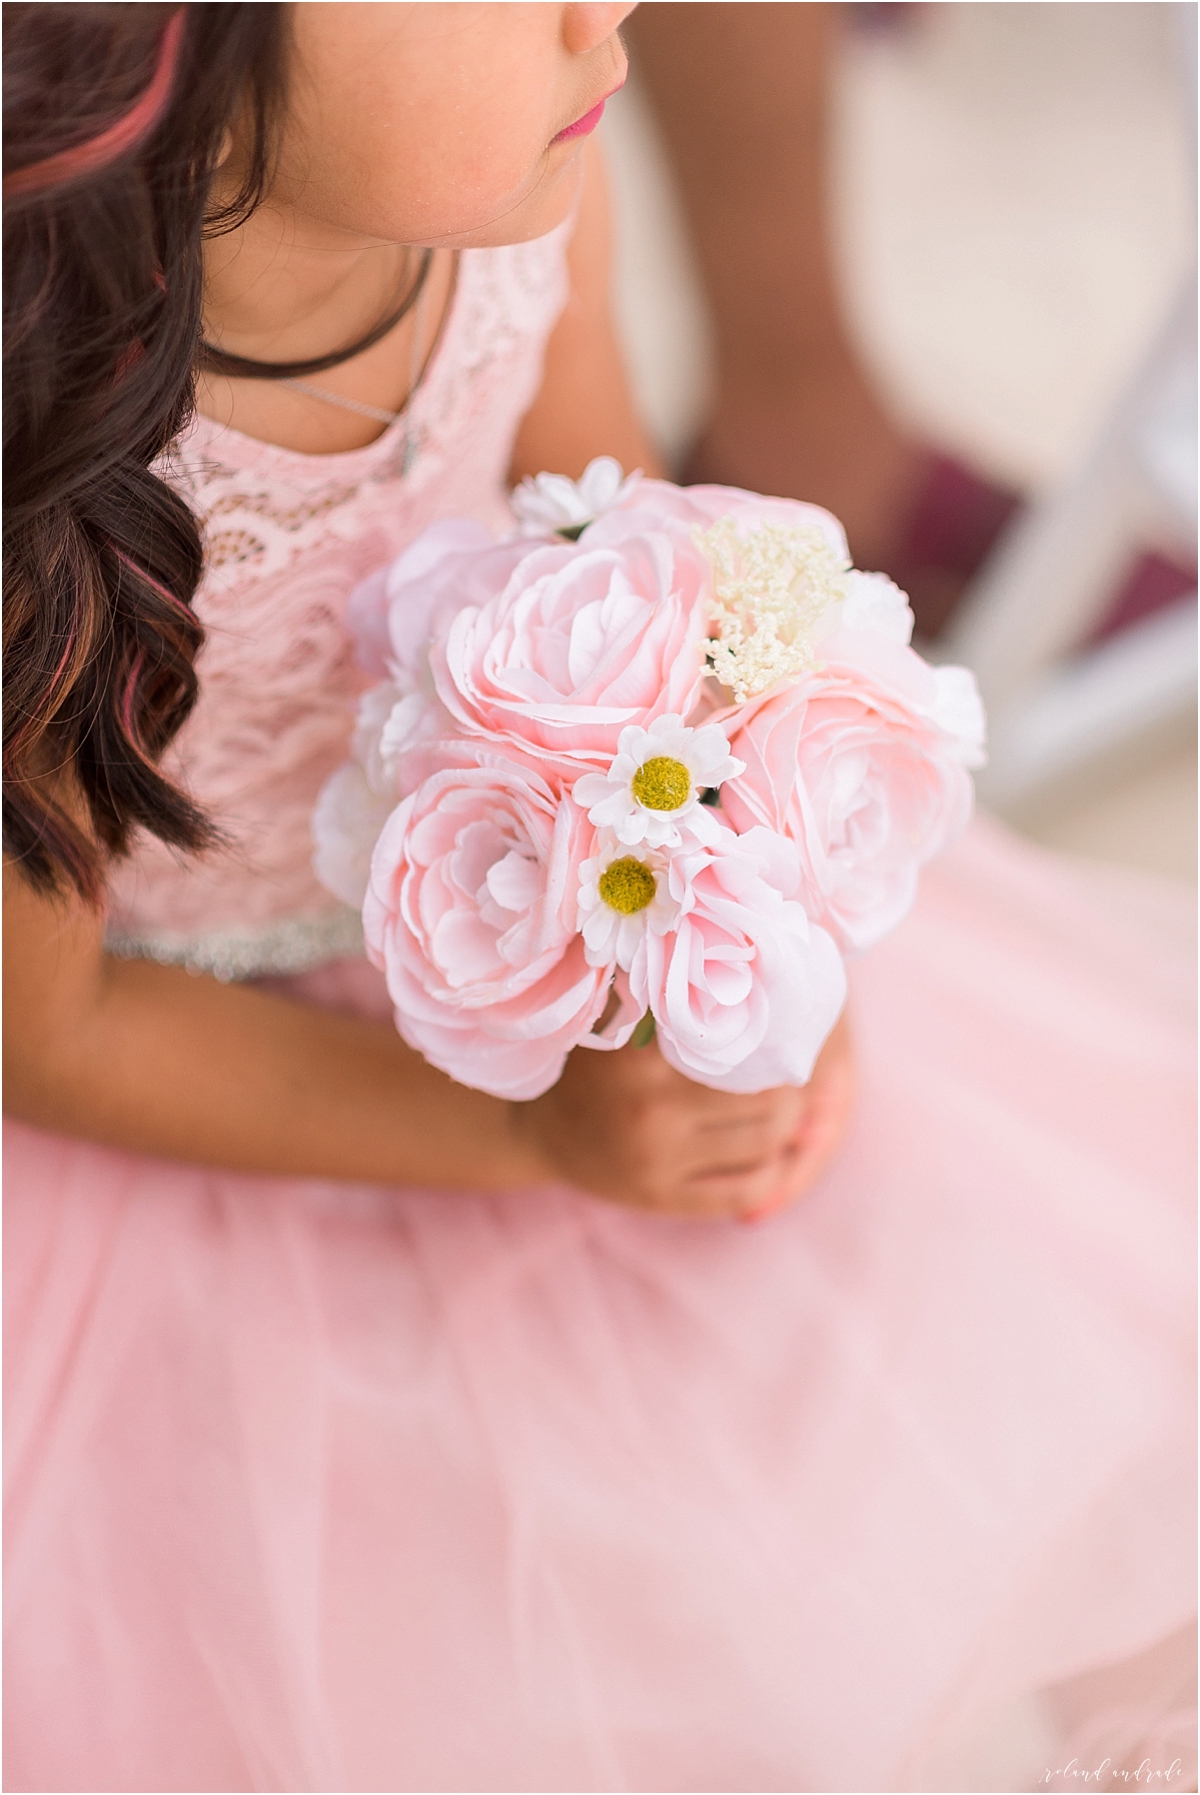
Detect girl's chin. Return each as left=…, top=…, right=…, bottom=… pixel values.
left=443, top=156, right=584, bottom=250
left=342, top=145, right=584, bottom=254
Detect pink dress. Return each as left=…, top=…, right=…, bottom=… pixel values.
left=5, top=219, right=1196, bottom=1794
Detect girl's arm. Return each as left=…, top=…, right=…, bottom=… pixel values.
left=4, top=850, right=812, bottom=1216
left=4, top=859, right=542, bottom=1189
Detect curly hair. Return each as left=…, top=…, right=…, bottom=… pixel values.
left=3, top=2, right=286, bottom=902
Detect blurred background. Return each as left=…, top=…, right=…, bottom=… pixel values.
left=603, top=0, right=1197, bottom=882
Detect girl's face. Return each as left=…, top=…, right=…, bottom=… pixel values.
left=259, top=3, right=634, bottom=248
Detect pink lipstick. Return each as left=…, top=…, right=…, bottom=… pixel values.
left=552, top=98, right=608, bottom=144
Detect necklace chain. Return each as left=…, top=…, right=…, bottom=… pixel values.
left=278, top=261, right=434, bottom=459
left=278, top=381, right=401, bottom=426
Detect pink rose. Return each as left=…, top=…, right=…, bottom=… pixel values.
left=343, top=522, right=550, bottom=811
left=345, top=518, right=540, bottom=684
left=585, top=482, right=861, bottom=705
left=363, top=756, right=610, bottom=1100
left=719, top=658, right=978, bottom=955
left=429, top=531, right=711, bottom=768
left=586, top=477, right=849, bottom=563
left=631, top=827, right=846, bottom=1094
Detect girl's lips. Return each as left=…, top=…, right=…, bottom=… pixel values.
left=551, top=78, right=624, bottom=146
left=551, top=98, right=608, bottom=144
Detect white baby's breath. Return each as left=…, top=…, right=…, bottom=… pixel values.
left=696, top=517, right=851, bottom=702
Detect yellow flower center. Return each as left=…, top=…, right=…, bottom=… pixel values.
left=630, top=756, right=691, bottom=812
left=598, top=857, right=657, bottom=915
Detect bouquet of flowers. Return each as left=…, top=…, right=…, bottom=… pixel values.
left=313, top=460, right=986, bottom=1100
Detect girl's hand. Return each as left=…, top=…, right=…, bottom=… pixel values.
left=740, top=1010, right=855, bottom=1223
left=514, top=1012, right=854, bottom=1221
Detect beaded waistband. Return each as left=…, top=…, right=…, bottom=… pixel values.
left=105, top=905, right=365, bottom=983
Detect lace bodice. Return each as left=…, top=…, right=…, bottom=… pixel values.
left=105, top=221, right=570, bottom=978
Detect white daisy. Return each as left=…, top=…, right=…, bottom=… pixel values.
left=572, top=714, right=743, bottom=850
left=576, top=836, right=681, bottom=970
left=510, top=457, right=642, bottom=539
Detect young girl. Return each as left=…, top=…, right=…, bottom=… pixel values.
left=4, top=6, right=1194, bottom=1790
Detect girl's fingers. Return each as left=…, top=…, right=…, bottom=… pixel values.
left=692, top=1094, right=797, bottom=1135
left=538, top=1022, right=851, bottom=1221
left=741, top=1041, right=856, bottom=1221
left=672, top=1118, right=802, bottom=1193
left=675, top=1158, right=789, bottom=1219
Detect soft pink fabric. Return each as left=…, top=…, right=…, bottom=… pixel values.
left=6, top=824, right=1196, bottom=1792
left=5, top=219, right=1196, bottom=1791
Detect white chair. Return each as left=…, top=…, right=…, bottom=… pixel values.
left=937, top=268, right=1196, bottom=812
left=939, top=6, right=1197, bottom=815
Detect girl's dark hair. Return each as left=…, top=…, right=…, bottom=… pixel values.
left=3, top=3, right=286, bottom=903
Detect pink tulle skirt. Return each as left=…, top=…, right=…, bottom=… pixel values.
left=5, top=818, right=1195, bottom=1793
